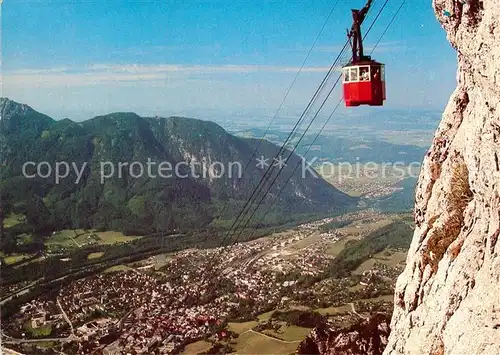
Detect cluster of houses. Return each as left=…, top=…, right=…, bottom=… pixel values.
left=5, top=213, right=397, bottom=353
left=9, top=299, right=70, bottom=338
left=363, top=185, right=404, bottom=199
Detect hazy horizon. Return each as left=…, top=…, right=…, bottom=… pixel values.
left=3, top=0, right=457, bottom=122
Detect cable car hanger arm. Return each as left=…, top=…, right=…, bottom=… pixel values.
left=348, top=0, right=373, bottom=63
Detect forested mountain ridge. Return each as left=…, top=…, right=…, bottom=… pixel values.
left=0, top=98, right=355, bottom=238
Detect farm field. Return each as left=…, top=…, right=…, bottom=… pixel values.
left=2, top=253, right=33, bottom=265
left=263, top=325, right=311, bottom=342
left=316, top=304, right=351, bottom=316
left=182, top=340, right=212, bottom=354
left=231, top=328, right=302, bottom=355
left=87, top=252, right=105, bottom=260
left=3, top=213, right=26, bottom=228
left=354, top=249, right=407, bottom=275
left=45, top=230, right=142, bottom=248
left=228, top=321, right=258, bottom=334
left=184, top=314, right=309, bottom=354
left=104, top=264, right=132, bottom=273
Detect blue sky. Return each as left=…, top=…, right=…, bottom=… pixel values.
left=2, top=0, right=458, bottom=122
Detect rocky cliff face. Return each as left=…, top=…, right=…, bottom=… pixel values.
left=297, top=314, right=391, bottom=355
left=384, top=1, right=500, bottom=354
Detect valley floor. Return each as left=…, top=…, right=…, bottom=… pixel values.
left=2, top=211, right=411, bottom=355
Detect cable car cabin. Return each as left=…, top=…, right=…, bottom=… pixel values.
left=342, top=61, right=386, bottom=107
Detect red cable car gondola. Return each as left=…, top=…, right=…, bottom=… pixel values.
left=342, top=0, right=386, bottom=107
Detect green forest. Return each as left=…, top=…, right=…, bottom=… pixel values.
left=0, top=98, right=355, bottom=256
